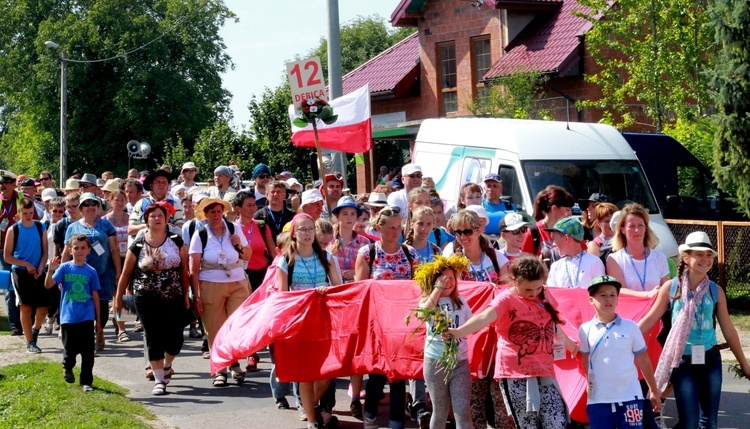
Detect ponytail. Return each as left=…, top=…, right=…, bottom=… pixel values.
left=538, top=288, right=564, bottom=325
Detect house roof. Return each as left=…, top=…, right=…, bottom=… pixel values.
left=342, top=32, right=420, bottom=97
left=484, top=0, right=592, bottom=78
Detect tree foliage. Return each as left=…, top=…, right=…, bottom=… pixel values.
left=467, top=71, right=550, bottom=119
left=576, top=0, right=714, bottom=131
left=707, top=0, right=750, bottom=215
left=0, top=0, right=234, bottom=178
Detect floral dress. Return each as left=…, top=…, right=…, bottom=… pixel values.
left=357, top=241, right=419, bottom=280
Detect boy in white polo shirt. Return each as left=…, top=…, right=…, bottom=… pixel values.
left=546, top=217, right=605, bottom=288
left=579, top=275, right=661, bottom=429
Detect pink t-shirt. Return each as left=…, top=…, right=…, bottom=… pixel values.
left=490, top=288, right=558, bottom=379
left=236, top=220, right=271, bottom=270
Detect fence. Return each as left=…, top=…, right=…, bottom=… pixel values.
left=666, top=219, right=750, bottom=306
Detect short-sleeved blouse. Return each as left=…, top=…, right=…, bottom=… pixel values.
left=357, top=242, right=419, bottom=280
left=130, top=234, right=184, bottom=299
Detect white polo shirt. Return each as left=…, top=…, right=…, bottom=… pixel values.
left=547, top=251, right=605, bottom=288
left=578, top=315, right=647, bottom=404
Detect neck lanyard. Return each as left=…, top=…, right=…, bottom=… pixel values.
left=469, top=253, right=486, bottom=281
left=208, top=223, right=225, bottom=245
left=624, top=248, right=648, bottom=290
left=297, top=252, right=318, bottom=285
left=586, top=320, right=616, bottom=369
left=1, top=198, right=15, bottom=218
left=565, top=251, right=585, bottom=287
left=267, top=209, right=283, bottom=232
left=240, top=221, right=254, bottom=247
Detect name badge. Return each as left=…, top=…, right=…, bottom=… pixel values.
left=691, top=345, right=706, bottom=364
left=217, top=251, right=227, bottom=267
left=553, top=340, right=566, bottom=360
left=0, top=218, right=8, bottom=232
left=92, top=241, right=105, bottom=256
left=118, top=241, right=127, bottom=254
left=587, top=372, right=595, bottom=395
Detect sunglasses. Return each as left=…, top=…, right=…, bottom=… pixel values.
left=80, top=201, right=98, bottom=207
left=40, top=177, right=51, bottom=181
left=256, top=174, right=270, bottom=179
left=380, top=206, right=402, bottom=217
left=406, top=173, right=423, bottom=179
left=79, top=183, right=95, bottom=189
left=507, top=227, right=528, bottom=235
left=453, top=227, right=479, bottom=236
left=287, top=190, right=298, bottom=195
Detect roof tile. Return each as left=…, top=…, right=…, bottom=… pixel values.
left=342, top=32, right=420, bottom=96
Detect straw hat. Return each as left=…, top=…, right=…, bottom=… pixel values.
left=195, top=197, right=231, bottom=221
left=62, top=178, right=80, bottom=191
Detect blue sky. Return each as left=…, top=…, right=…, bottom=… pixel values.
left=220, top=0, right=398, bottom=129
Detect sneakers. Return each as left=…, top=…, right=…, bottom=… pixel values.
left=245, top=356, right=259, bottom=372
left=32, top=328, right=39, bottom=343
left=316, top=406, right=339, bottom=428
left=117, top=331, right=130, bottom=342
left=188, top=325, right=202, bottom=338
left=350, top=400, right=363, bottom=419
left=202, top=351, right=211, bottom=359
left=82, top=385, right=94, bottom=392
left=10, top=327, right=23, bottom=336
left=42, top=320, right=53, bottom=335
left=275, top=398, right=290, bottom=409
left=133, top=321, right=143, bottom=332
left=26, top=342, right=42, bottom=353
left=298, top=407, right=308, bottom=421
left=63, top=369, right=75, bottom=384
left=363, top=415, right=378, bottom=429
left=654, top=415, right=668, bottom=429
left=416, top=410, right=431, bottom=429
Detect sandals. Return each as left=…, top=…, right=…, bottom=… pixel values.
left=213, top=372, right=228, bottom=387
left=96, top=332, right=105, bottom=351
left=230, top=364, right=245, bottom=383
left=145, top=367, right=155, bottom=380
left=117, top=331, right=130, bottom=342
left=164, top=366, right=174, bottom=384
left=152, top=381, right=167, bottom=395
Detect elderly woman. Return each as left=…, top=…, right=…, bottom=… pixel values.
left=115, top=202, right=189, bottom=395
left=189, top=196, right=251, bottom=387
left=63, top=193, right=121, bottom=352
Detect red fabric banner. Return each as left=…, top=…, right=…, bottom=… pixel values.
left=210, top=273, right=661, bottom=423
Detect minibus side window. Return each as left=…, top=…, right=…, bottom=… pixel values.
left=498, top=165, right=522, bottom=208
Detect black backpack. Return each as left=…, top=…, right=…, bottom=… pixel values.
left=130, top=233, right=184, bottom=258
left=12, top=221, right=44, bottom=253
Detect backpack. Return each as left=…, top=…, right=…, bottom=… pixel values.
left=658, top=278, right=720, bottom=345
left=368, top=243, right=414, bottom=277
left=286, top=252, right=332, bottom=289
left=197, top=221, right=236, bottom=252
left=12, top=221, right=44, bottom=253
left=130, top=233, right=184, bottom=259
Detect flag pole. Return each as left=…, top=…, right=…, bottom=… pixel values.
left=312, top=120, right=326, bottom=179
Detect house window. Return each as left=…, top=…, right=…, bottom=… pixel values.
left=438, top=42, right=457, bottom=115
left=472, top=36, right=491, bottom=102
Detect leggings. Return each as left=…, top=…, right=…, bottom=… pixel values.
left=471, top=374, right=514, bottom=429
left=424, top=357, right=472, bottom=429
left=501, top=378, right=567, bottom=429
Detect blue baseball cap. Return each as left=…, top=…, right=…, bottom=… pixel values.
left=483, top=173, right=502, bottom=183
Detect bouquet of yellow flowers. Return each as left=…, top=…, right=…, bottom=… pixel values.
left=405, top=254, right=470, bottom=381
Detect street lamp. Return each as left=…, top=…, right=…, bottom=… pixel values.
left=45, top=40, right=67, bottom=184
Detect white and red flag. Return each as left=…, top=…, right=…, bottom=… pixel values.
left=288, top=84, right=372, bottom=153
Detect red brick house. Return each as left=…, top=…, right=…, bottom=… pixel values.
left=344, top=0, right=639, bottom=191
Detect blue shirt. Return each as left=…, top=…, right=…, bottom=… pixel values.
left=278, top=252, right=334, bottom=291
left=64, top=218, right=116, bottom=300
left=11, top=222, right=46, bottom=270
left=482, top=198, right=516, bottom=214
left=52, top=261, right=101, bottom=324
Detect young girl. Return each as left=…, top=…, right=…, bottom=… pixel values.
left=277, top=214, right=342, bottom=428
left=447, top=256, right=579, bottom=429
left=405, top=206, right=441, bottom=263
left=446, top=182, right=484, bottom=219
left=638, top=232, right=750, bottom=429
left=586, top=202, right=617, bottom=259
left=416, top=255, right=473, bottom=429
left=315, top=219, right=334, bottom=249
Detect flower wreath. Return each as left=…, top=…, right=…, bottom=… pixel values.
left=413, top=254, right=470, bottom=294
left=292, top=97, right=338, bottom=128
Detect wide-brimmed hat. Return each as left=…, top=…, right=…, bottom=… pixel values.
left=678, top=231, right=718, bottom=257
left=62, top=178, right=80, bottom=191
left=286, top=178, right=302, bottom=189
left=300, top=189, right=324, bottom=207
left=367, top=192, right=388, bottom=207
left=332, top=196, right=363, bottom=216
left=545, top=217, right=585, bottom=242
left=464, top=205, right=489, bottom=227
left=195, top=197, right=231, bottom=221
left=181, top=162, right=199, bottom=173
left=78, top=192, right=101, bottom=207
left=588, top=275, right=622, bottom=296
left=143, top=169, right=174, bottom=191
left=78, top=173, right=98, bottom=185
left=102, top=179, right=120, bottom=193
left=0, top=169, right=18, bottom=182
left=500, top=212, right=531, bottom=232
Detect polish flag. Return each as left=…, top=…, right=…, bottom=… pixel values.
left=288, top=84, right=372, bottom=153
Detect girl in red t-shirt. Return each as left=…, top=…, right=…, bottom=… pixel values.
left=447, top=256, right=579, bottom=429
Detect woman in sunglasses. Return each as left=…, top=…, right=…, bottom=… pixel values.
left=62, top=193, right=122, bottom=353
left=443, top=209, right=514, bottom=429
left=355, top=205, right=420, bottom=429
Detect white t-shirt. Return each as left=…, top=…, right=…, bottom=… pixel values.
left=548, top=251, right=605, bottom=288
left=579, top=315, right=647, bottom=404
left=442, top=242, right=509, bottom=283
left=386, top=189, right=408, bottom=221
left=608, top=249, right=669, bottom=291
left=170, top=183, right=196, bottom=198
left=188, top=220, right=248, bottom=283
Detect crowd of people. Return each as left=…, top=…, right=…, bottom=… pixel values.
left=1, top=160, right=749, bottom=429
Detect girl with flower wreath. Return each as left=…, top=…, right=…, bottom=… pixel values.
left=446, top=256, right=580, bottom=429
left=355, top=206, right=420, bottom=429
left=415, top=255, right=474, bottom=428
left=277, top=213, right=342, bottom=429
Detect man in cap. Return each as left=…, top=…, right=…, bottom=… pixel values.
left=171, top=162, right=199, bottom=198
left=128, top=169, right=184, bottom=240
left=209, top=166, right=238, bottom=200
left=1, top=169, right=28, bottom=334
left=545, top=217, right=605, bottom=288
left=251, top=163, right=272, bottom=210
left=386, top=163, right=423, bottom=221
left=70, top=169, right=84, bottom=180
left=320, top=173, right=344, bottom=222
left=299, top=189, right=325, bottom=220
left=79, top=173, right=109, bottom=211
left=19, top=178, right=45, bottom=219
left=482, top=173, right=516, bottom=216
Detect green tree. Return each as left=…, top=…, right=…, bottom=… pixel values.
left=467, top=70, right=550, bottom=119
left=576, top=0, right=714, bottom=131
left=0, top=0, right=234, bottom=178
left=707, top=0, right=750, bottom=216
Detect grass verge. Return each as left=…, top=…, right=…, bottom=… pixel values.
left=0, top=361, right=155, bottom=428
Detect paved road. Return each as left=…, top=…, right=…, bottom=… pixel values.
left=2, top=297, right=749, bottom=428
